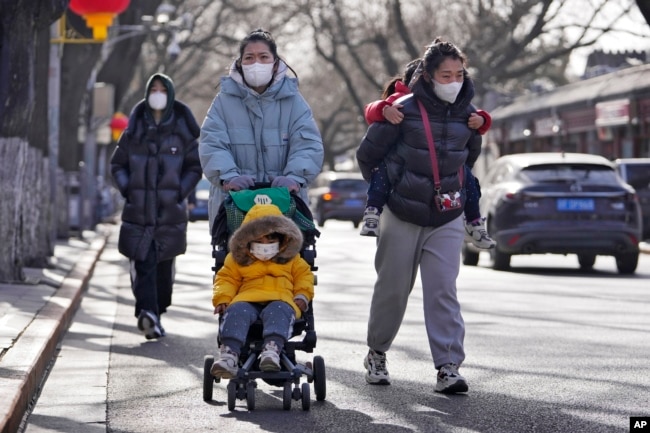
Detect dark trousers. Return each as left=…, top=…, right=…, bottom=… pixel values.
left=463, top=167, right=481, bottom=222
left=130, top=241, right=175, bottom=318
left=366, top=161, right=391, bottom=209
left=366, top=162, right=482, bottom=221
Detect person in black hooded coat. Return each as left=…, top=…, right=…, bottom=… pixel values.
left=111, top=73, right=202, bottom=339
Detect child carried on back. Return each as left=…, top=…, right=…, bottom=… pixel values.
left=361, top=58, right=495, bottom=250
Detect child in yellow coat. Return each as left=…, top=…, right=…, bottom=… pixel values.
left=210, top=203, right=314, bottom=378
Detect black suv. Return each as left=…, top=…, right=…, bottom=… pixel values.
left=463, top=153, right=642, bottom=274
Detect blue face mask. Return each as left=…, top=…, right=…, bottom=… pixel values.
left=432, top=79, right=463, bottom=103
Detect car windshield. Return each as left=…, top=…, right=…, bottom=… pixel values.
left=518, top=164, right=618, bottom=184
left=331, top=179, right=367, bottom=191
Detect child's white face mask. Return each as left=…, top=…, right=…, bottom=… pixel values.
left=250, top=241, right=279, bottom=261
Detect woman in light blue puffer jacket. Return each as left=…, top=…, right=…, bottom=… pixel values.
left=199, top=29, right=324, bottom=229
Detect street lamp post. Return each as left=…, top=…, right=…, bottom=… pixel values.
left=48, top=23, right=62, bottom=242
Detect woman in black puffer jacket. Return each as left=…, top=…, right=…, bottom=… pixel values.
left=111, top=73, right=202, bottom=340
left=356, top=38, right=480, bottom=394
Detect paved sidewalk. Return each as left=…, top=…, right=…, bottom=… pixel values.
left=0, top=226, right=112, bottom=433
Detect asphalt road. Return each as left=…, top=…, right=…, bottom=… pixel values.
left=22, top=219, right=650, bottom=433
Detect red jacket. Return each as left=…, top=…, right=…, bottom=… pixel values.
left=364, top=80, right=492, bottom=135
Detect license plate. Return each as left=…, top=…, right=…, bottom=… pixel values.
left=556, top=198, right=594, bottom=211
left=345, top=199, right=363, bottom=207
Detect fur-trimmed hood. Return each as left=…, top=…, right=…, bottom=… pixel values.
left=228, top=204, right=303, bottom=266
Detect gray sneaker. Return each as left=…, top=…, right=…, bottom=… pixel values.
left=360, top=207, right=380, bottom=237
left=259, top=341, right=281, bottom=371
left=364, top=349, right=390, bottom=385
left=211, top=345, right=239, bottom=379
left=464, top=217, right=496, bottom=249
left=435, top=363, right=468, bottom=394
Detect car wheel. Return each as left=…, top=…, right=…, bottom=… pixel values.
left=577, top=254, right=596, bottom=270
left=615, top=252, right=638, bottom=274
left=490, top=247, right=510, bottom=270
left=461, top=243, right=479, bottom=266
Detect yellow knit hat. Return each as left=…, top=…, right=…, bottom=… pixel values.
left=242, top=204, right=283, bottom=225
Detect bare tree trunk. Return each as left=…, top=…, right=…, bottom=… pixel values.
left=0, top=139, right=27, bottom=282
left=23, top=151, right=51, bottom=268
left=0, top=0, right=67, bottom=282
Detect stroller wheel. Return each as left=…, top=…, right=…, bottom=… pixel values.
left=203, top=355, right=214, bottom=402
left=282, top=382, right=292, bottom=410
left=313, top=355, right=326, bottom=401
left=227, top=381, right=237, bottom=411
left=246, top=382, right=256, bottom=411
left=301, top=382, right=311, bottom=411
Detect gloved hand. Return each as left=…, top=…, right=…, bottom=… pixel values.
left=270, top=175, right=300, bottom=192
left=224, top=175, right=255, bottom=191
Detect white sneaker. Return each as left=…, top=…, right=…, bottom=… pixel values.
left=465, top=217, right=496, bottom=249
left=259, top=341, right=281, bottom=371
left=360, top=207, right=380, bottom=237
left=210, top=346, right=239, bottom=379
left=435, top=363, right=468, bottom=394
left=137, top=310, right=162, bottom=340
left=364, top=349, right=390, bottom=385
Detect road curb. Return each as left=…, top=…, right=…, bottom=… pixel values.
left=0, top=232, right=109, bottom=433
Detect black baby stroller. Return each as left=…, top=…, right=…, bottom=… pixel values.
left=202, top=184, right=326, bottom=411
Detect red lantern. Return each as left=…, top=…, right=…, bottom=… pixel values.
left=109, top=112, right=129, bottom=141
left=69, top=0, right=131, bottom=41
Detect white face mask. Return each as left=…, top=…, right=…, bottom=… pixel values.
left=250, top=241, right=279, bottom=261
left=148, top=91, right=167, bottom=110
left=242, top=62, right=275, bottom=88
left=432, top=79, right=463, bottom=104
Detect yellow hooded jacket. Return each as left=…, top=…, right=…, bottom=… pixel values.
left=212, top=204, right=314, bottom=318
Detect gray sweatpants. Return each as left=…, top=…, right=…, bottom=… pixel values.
left=220, top=301, right=295, bottom=355
left=367, top=207, right=466, bottom=369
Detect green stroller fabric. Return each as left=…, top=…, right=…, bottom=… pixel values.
left=215, top=187, right=319, bottom=247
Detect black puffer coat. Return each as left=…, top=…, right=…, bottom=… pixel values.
left=356, top=76, right=482, bottom=227
left=111, top=84, right=202, bottom=261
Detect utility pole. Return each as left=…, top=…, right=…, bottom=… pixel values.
left=48, top=22, right=61, bottom=242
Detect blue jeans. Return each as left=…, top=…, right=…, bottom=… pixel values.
left=366, top=162, right=482, bottom=221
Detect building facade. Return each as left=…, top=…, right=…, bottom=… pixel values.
left=488, top=64, right=650, bottom=161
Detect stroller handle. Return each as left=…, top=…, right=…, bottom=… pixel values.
left=252, top=182, right=272, bottom=189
